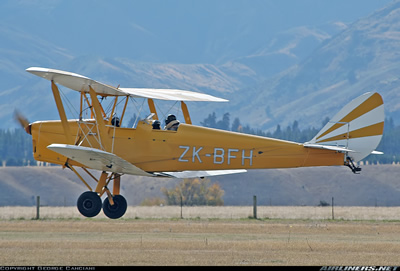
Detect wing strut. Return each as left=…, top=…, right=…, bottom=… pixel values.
left=119, top=96, right=129, bottom=126
left=51, top=81, right=72, bottom=144
left=181, top=101, right=192, bottom=125
left=88, top=86, right=112, bottom=152
left=147, top=98, right=158, bottom=120
left=67, top=164, right=93, bottom=191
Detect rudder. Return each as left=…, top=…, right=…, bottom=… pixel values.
left=306, top=92, right=384, bottom=163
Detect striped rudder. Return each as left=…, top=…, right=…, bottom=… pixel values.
left=306, top=92, right=384, bottom=162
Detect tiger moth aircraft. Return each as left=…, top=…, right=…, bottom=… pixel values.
left=17, top=67, right=384, bottom=219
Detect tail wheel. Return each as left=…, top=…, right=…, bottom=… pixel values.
left=77, top=191, right=102, bottom=218
left=103, top=195, right=127, bottom=219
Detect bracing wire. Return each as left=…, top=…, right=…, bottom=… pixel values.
left=128, top=96, right=147, bottom=128
left=58, top=88, right=103, bottom=149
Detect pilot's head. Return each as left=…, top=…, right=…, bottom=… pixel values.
left=152, top=120, right=161, bottom=129
left=165, top=114, right=176, bottom=125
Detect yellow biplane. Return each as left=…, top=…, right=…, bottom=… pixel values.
left=18, top=67, right=384, bottom=219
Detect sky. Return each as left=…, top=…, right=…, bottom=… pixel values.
left=0, top=0, right=394, bottom=63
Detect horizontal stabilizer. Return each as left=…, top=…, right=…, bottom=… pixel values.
left=47, top=144, right=153, bottom=177
left=303, top=143, right=355, bottom=153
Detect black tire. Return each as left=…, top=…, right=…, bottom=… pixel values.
left=103, top=195, right=127, bottom=219
left=77, top=191, right=102, bottom=218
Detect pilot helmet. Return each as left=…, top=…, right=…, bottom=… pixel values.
left=152, top=120, right=161, bottom=129
left=165, top=114, right=176, bottom=125
left=111, top=115, right=120, bottom=127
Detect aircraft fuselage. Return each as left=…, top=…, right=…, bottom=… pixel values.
left=30, top=119, right=345, bottom=172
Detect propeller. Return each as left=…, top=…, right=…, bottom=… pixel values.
left=14, top=110, right=31, bottom=134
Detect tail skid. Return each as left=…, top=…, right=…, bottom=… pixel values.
left=305, top=92, right=384, bottom=170
left=346, top=156, right=362, bottom=174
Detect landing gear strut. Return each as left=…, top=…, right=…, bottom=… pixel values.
left=71, top=167, right=128, bottom=219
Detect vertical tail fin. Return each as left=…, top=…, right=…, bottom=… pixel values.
left=306, top=92, right=384, bottom=163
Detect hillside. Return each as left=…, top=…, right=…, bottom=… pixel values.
left=230, top=0, right=400, bottom=130
left=0, top=165, right=399, bottom=207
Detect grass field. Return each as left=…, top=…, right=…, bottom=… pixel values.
left=1, top=205, right=400, bottom=220
left=0, top=206, right=400, bottom=266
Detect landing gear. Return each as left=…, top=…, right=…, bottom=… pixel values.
left=103, top=195, right=127, bottom=219
left=77, top=192, right=128, bottom=219
left=77, top=191, right=102, bottom=217
left=72, top=168, right=128, bottom=219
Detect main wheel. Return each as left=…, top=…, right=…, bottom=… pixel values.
left=103, top=195, right=127, bottom=219
left=77, top=191, right=102, bottom=218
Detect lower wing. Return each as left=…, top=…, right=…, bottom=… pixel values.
left=47, top=144, right=246, bottom=178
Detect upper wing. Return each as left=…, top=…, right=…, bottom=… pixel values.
left=120, top=88, right=228, bottom=102
left=26, top=67, right=228, bottom=102
left=27, top=67, right=122, bottom=96
left=47, top=144, right=154, bottom=177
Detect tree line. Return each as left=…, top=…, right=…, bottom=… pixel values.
left=0, top=113, right=398, bottom=166
left=0, top=129, right=35, bottom=166
left=201, top=112, right=322, bottom=143
left=201, top=112, right=400, bottom=164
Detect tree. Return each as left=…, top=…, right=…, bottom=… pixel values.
left=201, top=112, right=217, bottom=128
left=0, top=128, right=34, bottom=166
left=161, top=178, right=224, bottom=206
left=273, top=124, right=282, bottom=139
left=206, top=183, right=224, bottom=206
left=231, top=117, right=241, bottom=132
left=201, top=112, right=230, bottom=131
left=216, top=112, right=230, bottom=131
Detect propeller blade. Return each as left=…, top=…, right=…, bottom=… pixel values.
left=14, top=110, right=31, bottom=134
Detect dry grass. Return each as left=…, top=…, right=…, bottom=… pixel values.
left=0, top=206, right=400, bottom=266
left=0, top=219, right=399, bottom=266
left=1, top=205, right=400, bottom=220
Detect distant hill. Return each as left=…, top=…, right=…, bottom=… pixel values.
left=228, top=0, right=400, bottom=130
left=0, top=165, right=399, bottom=207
